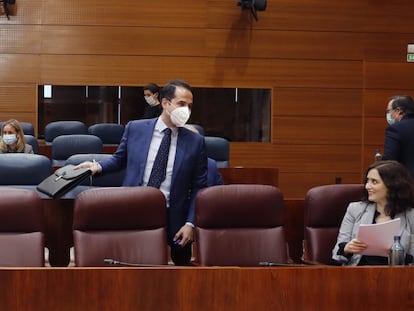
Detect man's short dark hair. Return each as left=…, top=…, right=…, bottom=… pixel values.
left=161, top=80, right=192, bottom=101
left=390, top=95, right=414, bottom=116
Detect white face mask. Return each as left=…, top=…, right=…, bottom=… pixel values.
left=2, top=134, right=17, bottom=145
left=386, top=113, right=395, bottom=125
left=145, top=95, right=157, bottom=107
left=167, top=103, right=191, bottom=127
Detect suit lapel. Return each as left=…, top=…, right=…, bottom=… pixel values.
left=171, top=128, right=189, bottom=186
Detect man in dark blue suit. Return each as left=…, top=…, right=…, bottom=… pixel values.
left=81, top=80, right=207, bottom=265
left=383, top=95, right=414, bottom=177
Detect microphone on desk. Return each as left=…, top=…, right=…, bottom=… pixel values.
left=104, top=258, right=169, bottom=267
left=259, top=261, right=306, bottom=267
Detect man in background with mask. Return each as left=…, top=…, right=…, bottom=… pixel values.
left=78, top=80, right=207, bottom=265
left=383, top=94, right=414, bottom=177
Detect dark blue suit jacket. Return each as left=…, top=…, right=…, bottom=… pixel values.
left=207, top=158, right=223, bottom=186
left=99, top=118, right=207, bottom=241
left=383, top=116, right=414, bottom=177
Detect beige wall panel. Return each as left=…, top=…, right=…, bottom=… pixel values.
left=279, top=172, right=362, bottom=199
left=0, top=55, right=40, bottom=83
left=229, top=143, right=362, bottom=173
left=273, top=88, right=362, bottom=117
left=43, top=0, right=207, bottom=27
left=365, top=62, right=414, bottom=90
left=272, top=116, right=362, bottom=145
left=0, top=26, right=41, bottom=54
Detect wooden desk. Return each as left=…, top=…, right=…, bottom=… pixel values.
left=0, top=266, right=413, bottom=310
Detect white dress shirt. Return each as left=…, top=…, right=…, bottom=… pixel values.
left=143, top=118, right=178, bottom=207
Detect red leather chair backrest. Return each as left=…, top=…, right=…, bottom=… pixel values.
left=195, top=184, right=288, bottom=266
left=0, top=187, right=45, bottom=267
left=73, top=187, right=168, bottom=267
left=303, top=184, right=365, bottom=265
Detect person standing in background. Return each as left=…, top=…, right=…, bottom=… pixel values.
left=0, top=119, right=33, bottom=154
left=382, top=95, right=414, bottom=177
left=142, top=83, right=162, bottom=119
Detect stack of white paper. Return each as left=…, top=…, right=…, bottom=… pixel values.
left=357, top=218, right=401, bottom=256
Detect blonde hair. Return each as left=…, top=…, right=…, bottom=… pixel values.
left=0, top=119, right=27, bottom=153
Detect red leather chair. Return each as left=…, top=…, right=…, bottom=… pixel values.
left=195, top=184, right=289, bottom=266
left=303, top=184, right=365, bottom=265
left=0, top=188, right=45, bottom=267
left=73, top=187, right=168, bottom=266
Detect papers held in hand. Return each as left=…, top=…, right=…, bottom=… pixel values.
left=357, top=218, right=400, bottom=256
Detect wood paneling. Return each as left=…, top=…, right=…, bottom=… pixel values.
left=0, top=55, right=40, bottom=83
left=230, top=143, right=362, bottom=172
left=279, top=172, right=362, bottom=199
left=272, top=116, right=362, bottom=145
left=1, top=267, right=413, bottom=310
left=365, top=62, right=414, bottom=90
left=273, top=88, right=363, bottom=117
left=0, top=0, right=413, bottom=198
left=0, top=84, right=37, bottom=134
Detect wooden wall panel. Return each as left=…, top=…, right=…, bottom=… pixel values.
left=43, top=0, right=207, bottom=27
left=364, top=117, right=387, bottom=147
left=272, top=116, right=362, bottom=145
left=39, top=55, right=362, bottom=89
left=0, top=55, right=40, bottom=83
left=0, top=84, right=38, bottom=134
left=279, top=172, right=362, bottom=199
left=364, top=33, right=414, bottom=62
left=0, top=26, right=41, bottom=54
left=206, top=30, right=364, bottom=60
left=230, top=143, right=362, bottom=173
left=0, top=0, right=412, bottom=198
left=365, top=62, right=414, bottom=90
left=40, top=26, right=206, bottom=56
left=37, top=27, right=365, bottom=61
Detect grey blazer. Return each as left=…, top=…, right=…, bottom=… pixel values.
left=0, top=143, right=33, bottom=154
left=332, top=201, right=414, bottom=266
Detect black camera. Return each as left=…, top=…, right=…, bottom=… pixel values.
left=237, top=0, right=267, bottom=21
left=1, top=0, right=15, bottom=20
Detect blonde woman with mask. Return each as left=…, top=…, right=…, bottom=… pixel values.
left=0, top=119, right=33, bottom=154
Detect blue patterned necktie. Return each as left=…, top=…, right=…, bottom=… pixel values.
left=147, top=128, right=172, bottom=188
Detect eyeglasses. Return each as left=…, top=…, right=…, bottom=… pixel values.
left=386, top=107, right=398, bottom=113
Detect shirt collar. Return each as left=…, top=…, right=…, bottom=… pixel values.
left=155, top=117, right=177, bottom=135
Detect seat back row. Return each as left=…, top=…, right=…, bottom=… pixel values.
left=0, top=183, right=365, bottom=267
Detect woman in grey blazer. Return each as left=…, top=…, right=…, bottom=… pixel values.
left=333, top=160, right=414, bottom=265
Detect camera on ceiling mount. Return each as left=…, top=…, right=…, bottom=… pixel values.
left=237, top=0, right=267, bottom=21
left=1, top=0, right=15, bottom=20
